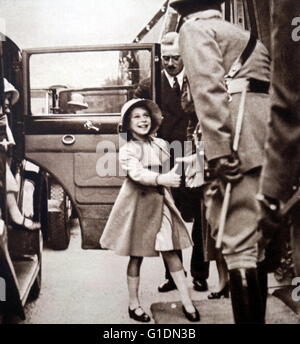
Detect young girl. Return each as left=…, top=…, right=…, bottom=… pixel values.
left=100, top=98, right=200, bottom=322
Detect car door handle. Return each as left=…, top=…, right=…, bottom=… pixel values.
left=84, top=120, right=100, bottom=132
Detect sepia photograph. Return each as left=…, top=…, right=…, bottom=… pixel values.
left=0, top=0, right=300, bottom=330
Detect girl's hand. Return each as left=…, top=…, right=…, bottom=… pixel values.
left=157, top=164, right=181, bottom=188
left=176, top=155, right=197, bottom=180
left=176, top=155, right=204, bottom=188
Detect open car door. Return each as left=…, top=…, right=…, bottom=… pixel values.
left=22, top=44, right=161, bottom=249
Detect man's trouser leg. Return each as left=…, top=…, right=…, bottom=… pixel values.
left=290, top=204, right=300, bottom=277
left=190, top=210, right=209, bottom=281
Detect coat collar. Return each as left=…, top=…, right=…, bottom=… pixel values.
left=151, top=137, right=171, bottom=158
left=185, top=9, right=222, bottom=22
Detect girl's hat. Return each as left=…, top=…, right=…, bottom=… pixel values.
left=4, top=78, right=20, bottom=105
left=120, top=98, right=163, bottom=135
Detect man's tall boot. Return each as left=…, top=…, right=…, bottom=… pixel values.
left=257, top=262, right=268, bottom=321
left=229, top=268, right=265, bottom=324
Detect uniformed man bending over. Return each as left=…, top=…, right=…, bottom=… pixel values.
left=170, top=0, right=271, bottom=323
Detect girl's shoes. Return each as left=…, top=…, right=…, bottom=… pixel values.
left=128, top=306, right=151, bottom=323
left=182, top=304, right=200, bottom=322
left=207, top=284, right=230, bottom=299
left=11, top=216, right=41, bottom=232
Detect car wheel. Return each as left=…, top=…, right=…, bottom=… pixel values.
left=47, top=183, right=71, bottom=250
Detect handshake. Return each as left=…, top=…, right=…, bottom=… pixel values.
left=175, top=151, right=205, bottom=188
left=175, top=154, right=243, bottom=188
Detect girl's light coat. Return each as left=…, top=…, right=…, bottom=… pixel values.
left=100, top=137, right=192, bottom=257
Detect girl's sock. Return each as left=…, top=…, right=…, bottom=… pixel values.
left=170, top=269, right=195, bottom=313
left=127, top=275, right=140, bottom=310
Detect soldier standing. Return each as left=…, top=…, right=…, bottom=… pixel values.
left=170, top=0, right=271, bottom=323
left=258, top=0, right=300, bottom=276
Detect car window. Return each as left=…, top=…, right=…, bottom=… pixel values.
left=29, top=49, right=152, bottom=116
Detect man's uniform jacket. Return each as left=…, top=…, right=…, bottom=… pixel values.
left=179, top=10, right=270, bottom=173
left=260, top=0, right=300, bottom=203
left=260, top=0, right=300, bottom=275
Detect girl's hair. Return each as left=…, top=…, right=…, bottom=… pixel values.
left=123, top=104, right=159, bottom=141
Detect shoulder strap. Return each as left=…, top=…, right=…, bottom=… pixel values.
left=225, top=33, right=257, bottom=80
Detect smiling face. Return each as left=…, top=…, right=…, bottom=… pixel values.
left=129, top=106, right=152, bottom=141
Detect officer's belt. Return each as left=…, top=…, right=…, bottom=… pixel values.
left=227, top=77, right=269, bottom=95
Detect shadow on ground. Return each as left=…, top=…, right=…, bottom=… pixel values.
left=150, top=295, right=300, bottom=324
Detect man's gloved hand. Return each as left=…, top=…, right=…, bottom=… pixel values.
left=256, top=194, right=282, bottom=240
left=211, top=156, right=243, bottom=183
